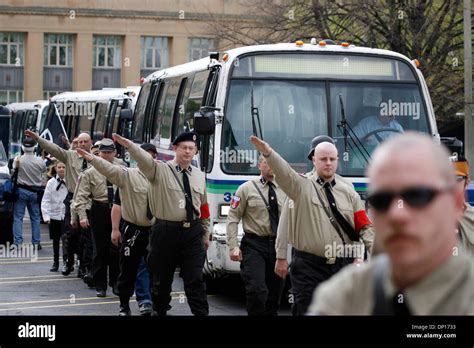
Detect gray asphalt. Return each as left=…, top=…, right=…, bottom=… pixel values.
left=0, top=220, right=290, bottom=316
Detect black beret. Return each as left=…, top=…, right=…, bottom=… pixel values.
left=307, top=135, right=335, bottom=160
left=140, top=143, right=157, bottom=154
left=172, top=131, right=199, bottom=146
left=99, top=138, right=116, bottom=152
left=22, top=137, right=37, bottom=148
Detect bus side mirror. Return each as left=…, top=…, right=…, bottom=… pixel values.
left=194, top=107, right=216, bottom=136
left=119, top=109, right=133, bottom=121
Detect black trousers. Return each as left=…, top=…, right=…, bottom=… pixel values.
left=117, top=219, right=151, bottom=308
left=49, top=219, right=64, bottom=264
left=290, top=249, right=353, bottom=316
left=79, top=222, right=93, bottom=274
left=63, top=192, right=79, bottom=268
left=90, top=202, right=119, bottom=291
left=240, top=233, right=284, bottom=316
left=148, top=221, right=208, bottom=316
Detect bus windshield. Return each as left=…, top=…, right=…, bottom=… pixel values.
left=222, top=53, right=430, bottom=176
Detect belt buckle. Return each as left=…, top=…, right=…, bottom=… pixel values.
left=326, top=257, right=336, bottom=265
left=183, top=222, right=191, bottom=228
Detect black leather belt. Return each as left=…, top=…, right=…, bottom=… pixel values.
left=92, top=200, right=112, bottom=209
left=244, top=233, right=276, bottom=242
left=156, top=219, right=199, bottom=229
left=122, top=219, right=152, bottom=231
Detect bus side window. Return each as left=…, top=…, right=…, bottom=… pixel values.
left=171, top=77, right=189, bottom=140
left=181, top=70, right=210, bottom=134
left=92, top=102, right=108, bottom=142
left=151, top=82, right=167, bottom=144
left=158, top=77, right=181, bottom=149
left=132, top=82, right=152, bottom=143
left=146, top=82, right=163, bottom=142
left=174, top=76, right=194, bottom=135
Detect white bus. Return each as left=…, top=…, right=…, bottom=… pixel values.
left=131, top=40, right=438, bottom=277
left=48, top=87, right=140, bottom=160
left=7, top=100, right=50, bottom=158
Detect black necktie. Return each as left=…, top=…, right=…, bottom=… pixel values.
left=82, top=159, right=88, bottom=171
left=182, top=170, right=194, bottom=222
left=56, top=178, right=65, bottom=191
left=106, top=180, right=114, bottom=206
left=392, top=292, right=411, bottom=316
left=323, top=182, right=359, bottom=242
left=267, top=182, right=279, bottom=235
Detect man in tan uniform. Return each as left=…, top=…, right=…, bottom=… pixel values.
left=227, top=156, right=287, bottom=316
left=25, top=130, right=92, bottom=276
left=453, top=157, right=474, bottom=252
left=308, top=132, right=474, bottom=315
left=275, top=135, right=355, bottom=280
left=75, top=138, right=121, bottom=297
left=250, top=136, right=374, bottom=316
left=77, top=143, right=154, bottom=315
left=113, top=131, right=211, bottom=316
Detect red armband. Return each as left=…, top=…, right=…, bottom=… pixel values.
left=354, top=210, right=371, bottom=232
left=200, top=202, right=210, bottom=219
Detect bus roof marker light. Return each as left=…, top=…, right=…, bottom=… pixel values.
left=222, top=53, right=229, bottom=62
left=413, top=59, right=421, bottom=68
left=341, top=42, right=349, bottom=48
left=295, top=40, right=304, bottom=46
left=319, top=41, right=327, bottom=47
left=140, top=77, right=145, bottom=85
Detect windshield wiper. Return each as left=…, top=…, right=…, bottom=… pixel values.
left=250, top=83, right=263, bottom=139
left=337, top=94, right=371, bottom=165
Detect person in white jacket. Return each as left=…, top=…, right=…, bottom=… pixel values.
left=41, top=161, right=68, bottom=272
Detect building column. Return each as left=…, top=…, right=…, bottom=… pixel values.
left=24, top=31, right=43, bottom=101
left=122, top=34, right=141, bottom=86
left=74, top=33, right=92, bottom=91
left=170, top=35, right=188, bottom=66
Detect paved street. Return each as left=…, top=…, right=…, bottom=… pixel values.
left=0, top=220, right=290, bottom=316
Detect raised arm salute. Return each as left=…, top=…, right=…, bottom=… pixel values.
left=250, top=135, right=374, bottom=316
left=113, top=132, right=210, bottom=316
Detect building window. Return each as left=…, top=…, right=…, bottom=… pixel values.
left=93, top=35, right=121, bottom=68
left=44, top=34, right=73, bottom=67
left=141, top=36, right=169, bottom=69
left=0, top=90, right=23, bottom=105
left=0, top=32, right=24, bottom=66
left=188, top=38, right=216, bottom=62
left=43, top=91, right=61, bottom=100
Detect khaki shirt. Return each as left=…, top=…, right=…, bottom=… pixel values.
left=37, top=137, right=89, bottom=193
left=308, top=252, right=474, bottom=315
left=266, top=150, right=374, bottom=259
left=128, top=143, right=211, bottom=238
left=276, top=173, right=356, bottom=259
left=90, top=156, right=152, bottom=227
left=458, top=204, right=474, bottom=253
left=74, top=160, right=122, bottom=220
left=226, top=177, right=287, bottom=250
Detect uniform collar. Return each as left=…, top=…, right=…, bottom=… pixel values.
left=316, top=176, right=336, bottom=187
left=56, top=175, right=65, bottom=182
left=383, top=252, right=470, bottom=315
left=260, top=176, right=277, bottom=188
left=174, top=161, right=192, bottom=174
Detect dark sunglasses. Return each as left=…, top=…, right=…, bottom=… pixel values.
left=367, top=186, right=454, bottom=212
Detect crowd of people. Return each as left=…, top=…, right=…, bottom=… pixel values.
left=9, top=128, right=474, bottom=316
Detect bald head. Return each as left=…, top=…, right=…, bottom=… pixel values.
left=77, top=133, right=92, bottom=152
left=313, top=142, right=338, bottom=181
